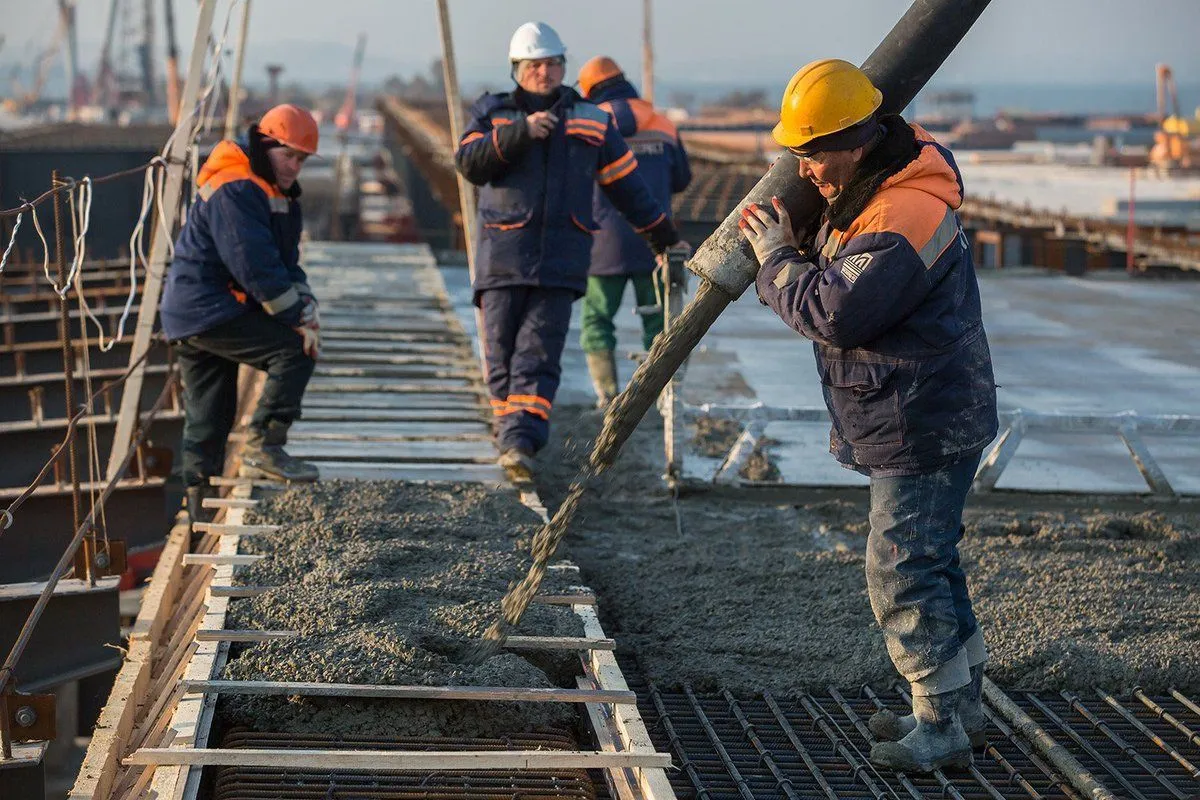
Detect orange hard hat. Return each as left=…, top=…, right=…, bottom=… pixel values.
left=259, top=104, right=319, bottom=155
left=578, top=56, right=624, bottom=99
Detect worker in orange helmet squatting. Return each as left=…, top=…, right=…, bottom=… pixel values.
left=576, top=56, right=691, bottom=408
left=454, top=22, right=679, bottom=485
left=739, top=60, right=999, bottom=774
left=160, top=104, right=324, bottom=525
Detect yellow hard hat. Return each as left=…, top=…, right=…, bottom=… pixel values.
left=773, top=59, right=883, bottom=150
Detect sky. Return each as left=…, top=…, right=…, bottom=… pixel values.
left=3, top=0, right=1199, bottom=109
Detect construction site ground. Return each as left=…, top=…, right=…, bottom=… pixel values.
left=82, top=247, right=1200, bottom=800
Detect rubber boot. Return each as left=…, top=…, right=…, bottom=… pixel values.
left=498, top=447, right=536, bottom=486
left=870, top=689, right=973, bottom=773
left=586, top=350, right=618, bottom=409
left=869, top=664, right=988, bottom=748
left=239, top=421, right=319, bottom=482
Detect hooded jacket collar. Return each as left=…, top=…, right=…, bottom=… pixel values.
left=587, top=78, right=639, bottom=105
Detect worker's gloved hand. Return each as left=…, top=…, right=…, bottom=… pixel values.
left=526, top=111, right=559, bottom=139
left=299, top=294, right=321, bottom=329
left=294, top=324, right=320, bottom=359
left=739, top=196, right=798, bottom=265
left=645, top=218, right=681, bottom=255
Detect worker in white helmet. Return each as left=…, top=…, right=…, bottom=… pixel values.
left=455, top=22, right=679, bottom=485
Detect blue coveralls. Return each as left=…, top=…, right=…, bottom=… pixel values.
left=454, top=86, right=673, bottom=453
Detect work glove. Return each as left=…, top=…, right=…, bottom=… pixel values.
left=294, top=323, right=320, bottom=359
left=739, top=196, right=798, bottom=265
left=644, top=217, right=681, bottom=255
left=299, top=294, right=321, bottom=329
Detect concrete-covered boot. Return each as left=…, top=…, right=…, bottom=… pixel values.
left=870, top=689, right=973, bottom=773
left=240, top=422, right=319, bottom=482
left=498, top=447, right=535, bottom=485
left=869, top=664, right=988, bottom=748
left=586, top=350, right=618, bottom=409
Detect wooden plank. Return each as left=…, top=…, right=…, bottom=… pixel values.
left=191, top=523, right=278, bottom=535
left=579, top=677, right=640, bottom=800
left=208, top=585, right=272, bottom=598
left=285, top=439, right=495, bottom=463
left=313, top=462, right=504, bottom=484
left=200, top=497, right=258, bottom=509
left=208, top=476, right=284, bottom=488
left=155, top=373, right=262, bottom=800
left=503, top=636, right=615, bottom=651
left=194, top=629, right=298, bottom=642
left=532, top=592, right=597, bottom=606
left=125, top=748, right=673, bottom=770
left=181, top=680, right=635, bottom=704
left=182, top=554, right=263, bottom=566
left=299, top=409, right=488, bottom=424
left=576, top=604, right=678, bottom=800
left=70, top=517, right=191, bottom=799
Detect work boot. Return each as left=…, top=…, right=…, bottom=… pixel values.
left=870, top=689, right=973, bottom=773
left=586, top=350, right=618, bottom=409
left=498, top=447, right=535, bottom=486
left=239, top=423, right=319, bottom=482
left=869, top=664, right=988, bottom=748
left=185, top=485, right=217, bottom=527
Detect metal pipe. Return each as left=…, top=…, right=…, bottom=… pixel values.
left=982, top=680, right=1119, bottom=800
left=686, top=0, right=994, bottom=298
left=224, top=0, right=252, bottom=140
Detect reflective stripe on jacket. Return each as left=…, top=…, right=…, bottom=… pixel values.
left=588, top=80, right=691, bottom=276
left=756, top=122, right=998, bottom=474
left=454, top=87, right=672, bottom=299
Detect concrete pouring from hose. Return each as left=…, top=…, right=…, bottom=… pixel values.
left=464, top=0, right=995, bottom=666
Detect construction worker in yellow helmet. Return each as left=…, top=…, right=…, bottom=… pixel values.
left=739, top=59, right=999, bottom=774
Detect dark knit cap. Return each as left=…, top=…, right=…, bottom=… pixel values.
left=795, top=115, right=881, bottom=155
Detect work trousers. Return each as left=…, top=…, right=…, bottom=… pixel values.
left=579, top=273, right=663, bottom=354
left=478, top=286, right=575, bottom=454
left=173, top=311, right=314, bottom=488
left=865, top=452, right=983, bottom=696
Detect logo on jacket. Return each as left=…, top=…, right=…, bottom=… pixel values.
left=840, top=252, right=873, bottom=284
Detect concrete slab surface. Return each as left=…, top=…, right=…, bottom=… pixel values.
left=443, top=263, right=1200, bottom=496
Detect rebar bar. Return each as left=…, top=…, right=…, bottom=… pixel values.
left=52, top=171, right=83, bottom=559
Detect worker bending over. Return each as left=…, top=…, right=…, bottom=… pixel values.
left=739, top=60, right=998, bottom=773
left=576, top=56, right=691, bottom=408
left=161, top=104, right=324, bottom=522
left=455, top=22, right=678, bottom=483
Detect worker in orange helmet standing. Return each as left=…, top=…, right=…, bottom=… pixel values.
left=576, top=56, right=691, bottom=408
left=740, top=60, right=998, bottom=774
left=161, top=104, right=324, bottom=524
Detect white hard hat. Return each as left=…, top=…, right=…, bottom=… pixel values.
left=508, top=22, right=566, bottom=63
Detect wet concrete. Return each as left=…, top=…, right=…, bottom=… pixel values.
left=218, top=480, right=583, bottom=737
left=537, top=405, right=1200, bottom=696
